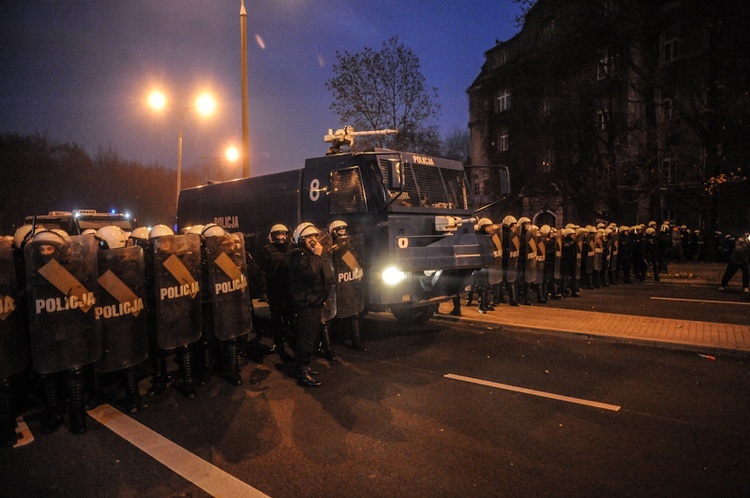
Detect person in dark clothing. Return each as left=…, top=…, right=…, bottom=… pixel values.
left=617, top=226, right=633, bottom=283
left=288, top=223, right=335, bottom=387
left=643, top=227, right=661, bottom=281
left=257, top=224, right=293, bottom=358
left=719, top=233, right=749, bottom=293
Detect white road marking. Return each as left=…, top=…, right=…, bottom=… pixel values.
left=445, top=373, right=621, bottom=412
left=651, top=296, right=750, bottom=306
left=88, top=404, right=270, bottom=498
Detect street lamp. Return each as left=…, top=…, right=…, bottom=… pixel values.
left=148, top=90, right=216, bottom=209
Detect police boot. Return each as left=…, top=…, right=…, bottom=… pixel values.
left=67, top=367, right=87, bottom=435
left=484, top=289, right=495, bottom=310
left=350, top=317, right=367, bottom=351
left=297, top=364, right=321, bottom=387
left=40, top=374, right=63, bottom=434
left=478, top=288, right=488, bottom=313
left=222, top=338, right=243, bottom=386
left=494, top=284, right=507, bottom=304
left=175, top=346, right=197, bottom=399
left=519, top=282, right=532, bottom=306
left=87, top=369, right=105, bottom=410
left=148, top=353, right=169, bottom=396
left=320, top=324, right=338, bottom=362
left=550, top=280, right=562, bottom=300
left=1, top=378, right=18, bottom=448
left=122, top=368, right=143, bottom=414
left=506, top=282, right=519, bottom=306
left=536, top=283, right=547, bottom=303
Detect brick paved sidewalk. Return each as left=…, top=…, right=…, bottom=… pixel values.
left=436, top=300, right=750, bottom=356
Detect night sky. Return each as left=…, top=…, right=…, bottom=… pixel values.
left=0, top=1, right=522, bottom=177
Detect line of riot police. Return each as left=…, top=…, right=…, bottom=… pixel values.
left=462, top=217, right=669, bottom=314
left=0, top=221, right=253, bottom=445
left=256, top=221, right=366, bottom=388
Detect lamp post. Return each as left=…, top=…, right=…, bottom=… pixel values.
left=148, top=91, right=216, bottom=209
left=240, top=0, right=250, bottom=178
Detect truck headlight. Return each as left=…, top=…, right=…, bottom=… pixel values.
left=382, top=266, right=405, bottom=286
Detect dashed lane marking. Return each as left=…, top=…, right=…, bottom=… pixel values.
left=651, top=296, right=750, bottom=306
left=445, top=373, right=621, bottom=412
left=88, top=404, right=270, bottom=498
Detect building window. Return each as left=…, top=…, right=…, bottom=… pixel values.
left=660, top=154, right=676, bottom=185
left=662, top=27, right=679, bottom=63
left=494, top=50, right=508, bottom=67
left=541, top=17, right=556, bottom=44
left=329, top=167, right=367, bottom=214
left=596, top=110, right=609, bottom=131
left=541, top=150, right=554, bottom=173
left=498, top=133, right=509, bottom=152
left=541, top=98, right=551, bottom=116
left=597, top=49, right=614, bottom=80
left=494, top=89, right=511, bottom=113
left=662, top=97, right=673, bottom=122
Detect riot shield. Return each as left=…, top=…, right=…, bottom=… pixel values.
left=151, top=234, right=202, bottom=350
left=553, top=232, right=562, bottom=280
left=0, top=243, right=29, bottom=379
left=488, top=229, right=503, bottom=285
left=503, top=226, right=519, bottom=283
left=317, top=231, right=337, bottom=323
left=586, top=234, right=596, bottom=275
left=575, top=234, right=584, bottom=280
left=524, top=227, right=538, bottom=284
left=534, top=234, right=545, bottom=284
left=95, top=245, right=148, bottom=373
left=204, top=233, right=253, bottom=341
left=332, top=234, right=365, bottom=319
left=594, top=232, right=604, bottom=272
left=24, top=235, right=102, bottom=375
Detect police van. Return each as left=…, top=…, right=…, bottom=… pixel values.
left=177, top=127, right=510, bottom=322
left=23, top=210, right=137, bottom=235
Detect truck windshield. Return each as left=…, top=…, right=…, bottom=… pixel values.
left=378, top=158, right=470, bottom=210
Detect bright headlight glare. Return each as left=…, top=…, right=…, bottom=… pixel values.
left=382, top=266, right=405, bottom=286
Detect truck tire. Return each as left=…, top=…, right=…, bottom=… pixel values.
left=391, top=304, right=437, bottom=323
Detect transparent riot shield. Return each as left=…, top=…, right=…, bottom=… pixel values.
left=488, top=230, right=503, bottom=286
left=333, top=234, right=366, bottom=319
left=204, top=233, right=253, bottom=341
left=0, top=243, right=28, bottom=379
left=151, top=234, right=202, bottom=350
left=524, top=226, right=538, bottom=284
left=24, top=235, right=102, bottom=375
left=95, top=245, right=148, bottom=373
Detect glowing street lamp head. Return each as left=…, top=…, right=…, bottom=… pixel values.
left=148, top=90, right=166, bottom=111
left=225, top=145, right=240, bottom=163
left=195, top=93, right=216, bottom=116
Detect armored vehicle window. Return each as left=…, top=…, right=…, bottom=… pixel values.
left=330, top=167, right=367, bottom=214
left=378, top=159, right=470, bottom=209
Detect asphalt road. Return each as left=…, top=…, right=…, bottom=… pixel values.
left=2, top=290, right=749, bottom=497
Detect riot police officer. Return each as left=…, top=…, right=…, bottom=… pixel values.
left=501, top=215, right=520, bottom=306
left=25, top=228, right=101, bottom=434
left=257, top=224, right=293, bottom=359
left=288, top=223, right=334, bottom=387
left=473, top=218, right=494, bottom=313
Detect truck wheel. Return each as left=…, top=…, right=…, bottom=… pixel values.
left=391, top=304, right=437, bottom=323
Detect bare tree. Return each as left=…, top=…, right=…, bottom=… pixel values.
left=325, top=36, right=441, bottom=153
